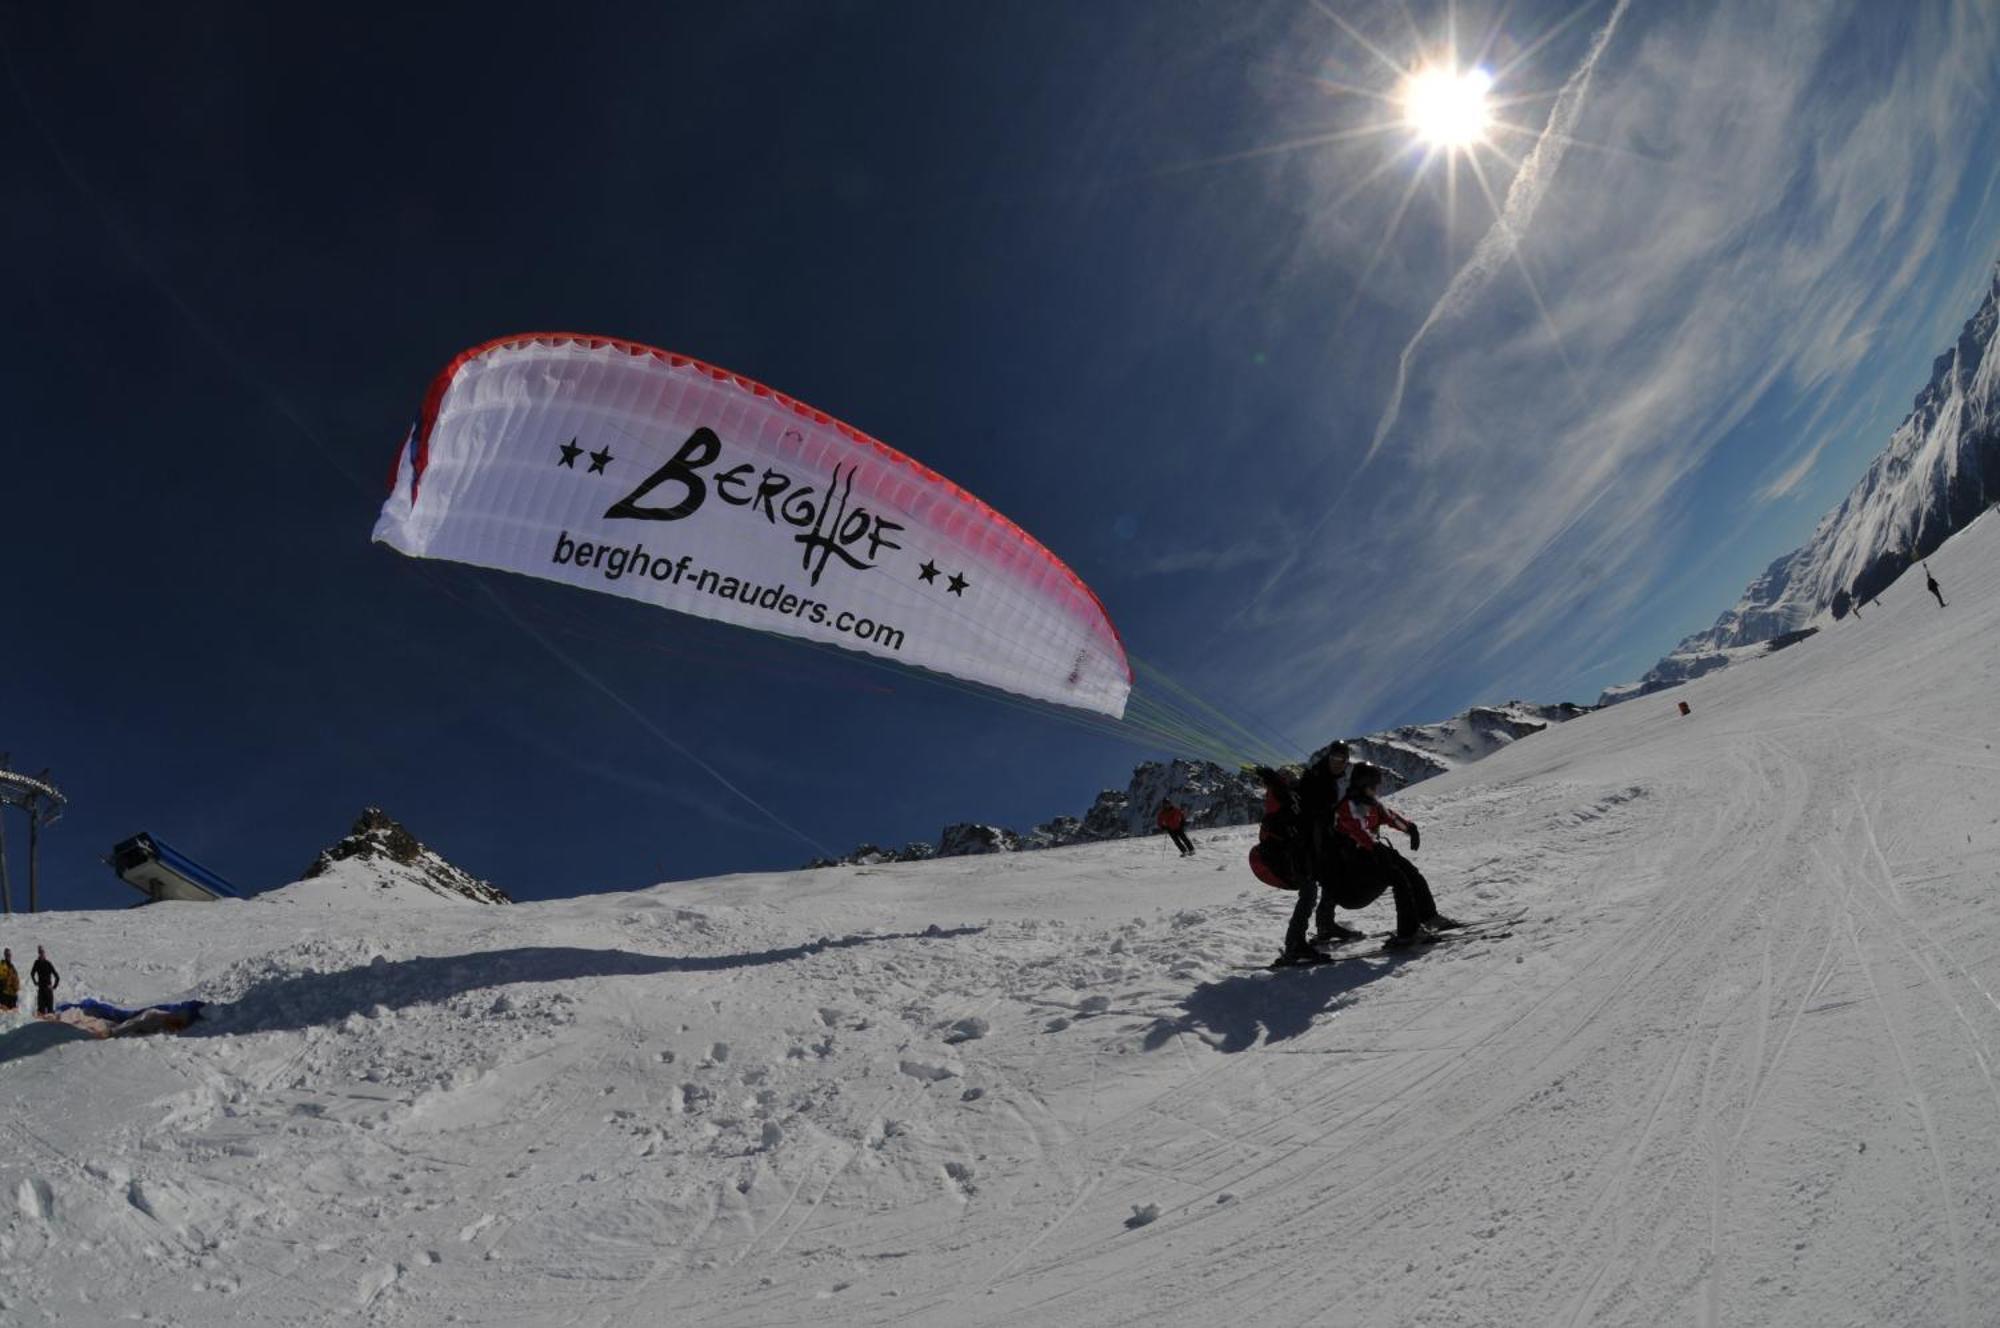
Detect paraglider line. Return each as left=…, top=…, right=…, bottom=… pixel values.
left=470, top=578, right=838, bottom=861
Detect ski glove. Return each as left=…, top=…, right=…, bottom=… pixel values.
left=1406, top=823, right=1420, bottom=852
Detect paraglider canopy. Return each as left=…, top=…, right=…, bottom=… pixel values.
left=374, top=334, right=1131, bottom=717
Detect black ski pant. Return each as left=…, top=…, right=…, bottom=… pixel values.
left=1259, top=840, right=1318, bottom=953
left=35, top=986, right=55, bottom=1016
left=1285, top=880, right=1320, bottom=953
left=1300, top=824, right=1363, bottom=941
left=1165, top=827, right=1194, bottom=855
left=1332, top=845, right=1438, bottom=937
left=1283, top=837, right=1355, bottom=951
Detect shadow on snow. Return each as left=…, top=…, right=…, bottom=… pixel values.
left=1145, top=952, right=1415, bottom=1054
left=0, top=1016, right=105, bottom=1064
left=153, top=926, right=978, bottom=1038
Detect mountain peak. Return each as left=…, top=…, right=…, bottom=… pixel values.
left=274, top=808, right=511, bottom=905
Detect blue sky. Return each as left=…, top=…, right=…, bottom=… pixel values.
left=4, top=1, right=1997, bottom=908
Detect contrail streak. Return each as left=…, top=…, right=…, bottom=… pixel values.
left=1366, top=0, right=1631, bottom=464
left=1237, top=0, right=1632, bottom=628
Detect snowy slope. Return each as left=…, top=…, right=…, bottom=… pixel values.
left=1608, top=265, right=1999, bottom=703
left=4, top=516, right=2000, bottom=1326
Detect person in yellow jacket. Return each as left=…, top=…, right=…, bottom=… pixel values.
left=0, top=948, right=19, bottom=1011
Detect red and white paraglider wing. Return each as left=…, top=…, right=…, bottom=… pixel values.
left=373, top=334, right=1131, bottom=718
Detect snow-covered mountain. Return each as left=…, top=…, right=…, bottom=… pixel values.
left=813, top=700, right=1589, bottom=865
left=1306, top=700, right=1592, bottom=788
left=261, top=808, right=511, bottom=906
left=1605, top=264, right=2000, bottom=703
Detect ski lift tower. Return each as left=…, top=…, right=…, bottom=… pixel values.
left=0, top=759, right=67, bottom=914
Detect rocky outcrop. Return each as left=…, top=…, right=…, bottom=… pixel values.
left=936, top=824, right=1024, bottom=856
left=291, top=808, right=511, bottom=904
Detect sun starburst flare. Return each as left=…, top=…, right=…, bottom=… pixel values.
left=1402, top=66, right=1494, bottom=148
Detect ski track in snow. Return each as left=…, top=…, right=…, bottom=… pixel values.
left=4, top=512, right=2000, bottom=1325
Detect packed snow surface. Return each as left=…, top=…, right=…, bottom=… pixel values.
left=5, top=514, right=2000, bottom=1326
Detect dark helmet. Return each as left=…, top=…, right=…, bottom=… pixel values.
left=1347, top=762, right=1382, bottom=792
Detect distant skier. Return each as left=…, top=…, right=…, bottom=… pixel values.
left=0, top=948, right=18, bottom=1011
left=1156, top=801, right=1195, bottom=856
left=29, top=946, right=58, bottom=1017
left=1924, top=561, right=1947, bottom=607
left=1296, top=743, right=1365, bottom=945
left=1334, top=765, right=1464, bottom=948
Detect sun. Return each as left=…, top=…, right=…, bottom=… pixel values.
left=1402, top=66, right=1494, bottom=148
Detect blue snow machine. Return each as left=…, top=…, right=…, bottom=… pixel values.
left=108, top=833, right=244, bottom=904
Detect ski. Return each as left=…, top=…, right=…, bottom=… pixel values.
left=1252, top=925, right=1518, bottom=969
left=1371, top=912, right=1526, bottom=940
left=1259, top=952, right=1356, bottom=971
left=1249, top=915, right=1525, bottom=970
left=1380, top=928, right=1514, bottom=954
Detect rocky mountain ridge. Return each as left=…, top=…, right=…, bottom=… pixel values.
left=810, top=700, right=1589, bottom=867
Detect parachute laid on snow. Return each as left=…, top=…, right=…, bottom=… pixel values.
left=373, top=334, right=1131, bottom=717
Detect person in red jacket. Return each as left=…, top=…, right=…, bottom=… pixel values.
left=1157, top=801, right=1195, bottom=856
left=1333, top=764, right=1464, bottom=947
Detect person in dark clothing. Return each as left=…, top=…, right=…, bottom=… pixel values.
left=1156, top=801, right=1195, bottom=856
left=1332, top=765, right=1464, bottom=947
left=29, top=947, right=59, bottom=1016
left=1251, top=767, right=1323, bottom=963
left=1295, top=743, right=1366, bottom=946
left=1924, top=561, right=1947, bottom=607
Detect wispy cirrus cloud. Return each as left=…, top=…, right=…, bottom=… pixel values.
left=1757, top=431, right=1838, bottom=504
left=1241, top=0, right=2000, bottom=734
left=1122, top=531, right=1299, bottom=578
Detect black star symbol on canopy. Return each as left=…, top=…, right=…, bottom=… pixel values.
left=557, top=438, right=583, bottom=467
left=588, top=446, right=614, bottom=474
left=947, top=572, right=969, bottom=596
left=918, top=560, right=940, bottom=583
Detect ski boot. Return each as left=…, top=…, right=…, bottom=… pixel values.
left=1311, top=921, right=1366, bottom=949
